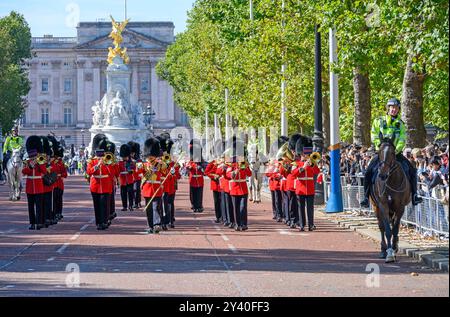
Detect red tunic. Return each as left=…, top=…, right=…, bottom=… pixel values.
left=87, top=159, right=118, bottom=194
left=266, top=162, right=281, bottom=191
left=22, top=161, right=47, bottom=194
left=42, top=160, right=57, bottom=193
left=226, top=163, right=252, bottom=196
left=205, top=161, right=221, bottom=192
left=279, top=161, right=296, bottom=191
left=291, top=161, right=320, bottom=196
left=163, top=162, right=181, bottom=195
left=53, top=158, right=68, bottom=190
left=141, top=162, right=166, bottom=198
left=217, top=163, right=230, bottom=193
left=187, top=161, right=204, bottom=188
left=118, top=160, right=135, bottom=186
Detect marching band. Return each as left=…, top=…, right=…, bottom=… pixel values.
left=20, top=132, right=323, bottom=234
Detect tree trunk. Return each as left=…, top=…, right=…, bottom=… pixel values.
left=352, top=67, right=372, bottom=147
left=402, top=55, right=427, bottom=148
left=322, top=93, right=330, bottom=149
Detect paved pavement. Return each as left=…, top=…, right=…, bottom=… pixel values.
left=0, top=176, right=448, bottom=297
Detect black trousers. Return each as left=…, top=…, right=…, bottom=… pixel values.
left=297, top=195, right=315, bottom=228
left=120, top=184, right=134, bottom=209
left=92, top=192, right=110, bottom=226
left=288, top=190, right=299, bottom=224
left=232, top=195, right=248, bottom=227
left=270, top=190, right=277, bottom=218
left=213, top=191, right=222, bottom=221
left=274, top=190, right=283, bottom=219
left=53, top=188, right=64, bottom=217
left=145, top=197, right=162, bottom=228
left=162, top=193, right=175, bottom=225
left=281, top=190, right=289, bottom=221
left=109, top=187, right=116, bottom=219
left=43, top=191, right=53, bottom=224
left=221, top=192, right=235, bottom=224
left=27, top=193, right=43, bottom=225
left=134, top=181, right=141, bottom=207
left=190, top=186, right=203, bottom=210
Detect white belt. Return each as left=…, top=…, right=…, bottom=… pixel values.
left=298, top=177, right=314, bottom=181
left=230, top=179, right=247, bottom=183
left=192, top=175, right=203, bottom=178
left=93, top=175, right=109, bottom=179
left=25, top=176, right=42, bottom=180
left=120, top=172, right=129, bottom=175
left=145, top=181, right=161, bottom=184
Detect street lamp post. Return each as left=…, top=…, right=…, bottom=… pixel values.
left=143, top=104, right=156, bottom=137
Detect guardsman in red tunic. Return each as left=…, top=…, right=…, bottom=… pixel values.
left=86, top=135, right=117, bottom=230
left=217, top=152, right=235, bottom=228
left=292, top=150, right=320, bottom=231
left=187, top=139, right=204, bottom=213
left=23, top=136, right=47, bottom=230
left=265, top=159, right=282, bottom=221
left=119, top=144, right=135, bottom=211
left=41, top=136, right=57, bottom=227
left=158, top=135, right=180, bottom=230
left=226, top=138, right=252, bottom=231
left=128, top=141, right=142, bottom=209
left=142, top=137, right=166, bottom=234
left=206, top=140, right=225, bottom=223
left=52, top=140, right=67, bottom=222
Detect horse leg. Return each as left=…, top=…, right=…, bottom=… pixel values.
left=382, top=213, right=395, bottom=263
left=392, top=216, right=402, bottom=255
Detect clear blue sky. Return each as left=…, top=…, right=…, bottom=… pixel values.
left=0, top=0, right=196, bottom=37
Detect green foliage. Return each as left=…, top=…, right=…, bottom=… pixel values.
left=158, top=0, right=448, bottom=139
left=0, top=11, right=31, bottom=135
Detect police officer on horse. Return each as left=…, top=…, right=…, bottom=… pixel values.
left=360, top=98, right=423, bottom=208
left=2, top=126, right=24, bottom=172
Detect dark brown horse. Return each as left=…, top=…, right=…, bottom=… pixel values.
left=370, top=138, right=411, bottom=263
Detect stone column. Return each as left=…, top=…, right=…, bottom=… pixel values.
left=51, top=60, right=61, bottom=125
left=92, top=60, right=102, bottom=103
left=150, top=61, right=160, bottom=123
left=132, top=61, right=139, bottom=99
left=76, top=60, right=86, bottom=128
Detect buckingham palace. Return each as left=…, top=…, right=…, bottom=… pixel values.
left=19, top=21, right=190, bottom=147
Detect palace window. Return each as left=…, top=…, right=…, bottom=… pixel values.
left=41, top=108, right=49, bottom=125
left=64, top=108, right=72, bottom=125
left=64, top=78, right=72, bottom=93
left=41, top=78, right=49, bottom=92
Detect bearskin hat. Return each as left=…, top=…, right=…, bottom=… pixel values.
left=40, top=136, right=52, bottom=156
left=92, top=134, right=107, bottom=152
left=47, top=135, right=59, bottom=156
left=295, top=135, right=313, bottom=155
left=144, top=138, right=161, bottom=158
left=120, top=144, right=131, bottom=157
left=189, top=139, right=203, bottom=162
left=127, top=141, right=141, bottom=159
left=99, top=139, right=116, bottom=154
left=26, top=135, right=43, bottom=157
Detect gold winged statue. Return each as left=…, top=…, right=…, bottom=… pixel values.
left=107, top=15, right=130, bottom=65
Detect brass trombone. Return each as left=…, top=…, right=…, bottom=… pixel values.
left=103, top=152, right=116, bottom=165
left=36, top=154, right=47, bottom=165
left=309, top=152, right=321, bottom=166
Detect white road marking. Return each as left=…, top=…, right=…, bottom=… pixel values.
left=221, top=234, right=229, bottom=241
left=47, top=257, right=55, bottom=262
left=56, top=243, right=70, bottom=254
left=228, top=244, right=238, bottom=254
left=155, top=269, right=163, bottom=272
left=80, top=224, right=89, bottom=231
left=70, top=233, right=81, bottom=241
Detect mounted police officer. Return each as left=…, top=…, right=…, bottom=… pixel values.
left=360, top=98, right=423, bottom=208
left=2, top=126, right=24, bottom=172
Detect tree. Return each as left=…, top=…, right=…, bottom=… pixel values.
left=0, top=11, right=32, bottom=135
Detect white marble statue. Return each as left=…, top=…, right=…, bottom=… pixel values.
left=92, top=101, right=103, bottom=127
left=109, top=90, right=130, bottom=126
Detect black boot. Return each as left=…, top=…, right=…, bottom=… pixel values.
left=360, top=181, right=370, bottom=208
left=409, top=166, right=423, bottom=205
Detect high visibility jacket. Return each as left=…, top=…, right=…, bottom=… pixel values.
left=371, top=114, right=406, bottom=154
left=3, top=135, right=24, bottom=153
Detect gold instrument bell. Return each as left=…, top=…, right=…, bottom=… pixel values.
left=276, top=142, right=294, bottom=161
left=309, top=152, right=321, bottom=165
left=36, top=154, right=47, bottom=165
left=103, top=152, right=116, bottom=165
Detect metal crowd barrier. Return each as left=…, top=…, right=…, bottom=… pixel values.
left=323, top=175, right=449, bottom=238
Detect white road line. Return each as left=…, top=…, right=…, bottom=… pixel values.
left=221, top=234, right=229, bottom=241
left=47, top=257, right=55, bottom=262
left=237, top=258, right=246, bottom=263
left=0, top=242, right=36, bottom=270
left=70, top=233, right=81, bottom=241
left=228, top=244, right=238, bottom=254
left=80, top=224, right=89, bottom=231
left=56, top=243, right=70, bottom=254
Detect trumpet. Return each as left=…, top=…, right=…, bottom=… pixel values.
left=162, top=153, right=171, bottom=162
left=309, top=152, right=321, bottom=166
left=103, top=152, right=116, bottom=165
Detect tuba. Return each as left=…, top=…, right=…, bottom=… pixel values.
left=276, top=142, right=294, bottom=162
